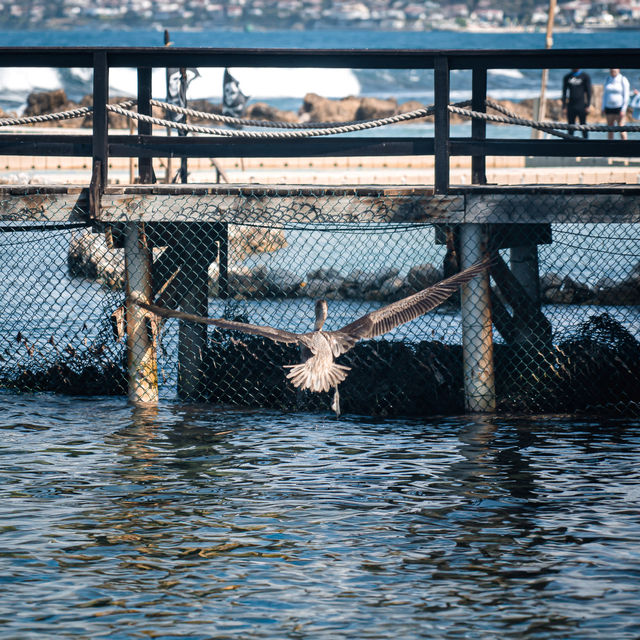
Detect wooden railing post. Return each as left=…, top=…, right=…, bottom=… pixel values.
left=90, top=51, right=108, bottom=218
left=471, top=67, right=487, bottom=185
left=137, top=67, right=155, bottom=184
left=434, top=54, right=450, bottom=194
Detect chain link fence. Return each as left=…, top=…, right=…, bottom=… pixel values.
left=1, top=187, right=639, bottom=416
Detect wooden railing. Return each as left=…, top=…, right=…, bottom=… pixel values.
left=1, top=47, right=640, bottom=196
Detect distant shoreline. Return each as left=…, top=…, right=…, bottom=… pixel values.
left=1, top=24, right=640, bottom=34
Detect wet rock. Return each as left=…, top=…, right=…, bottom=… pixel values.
left=379, top=275, right=406, bottom=300
left=407, top=263, right=442, bottom=292
left=343, top=269, right=375, bottom=292
left=355, top=97, right=397, bottom=121
left=541, top=272, right=563, bottom=292
left=264, top=267, right=303, bottom=297
left=307, top=266, right=341, bottom=281
left=24, top=89, right=69, bottom=117
left=543, top=276, right=594, bottom=304
left=246, top=102, right=298, bottom=123
left=228, top=265, right=268, bottom=298
left=299, top=93, right=361, bottom=123
left=68, top=230, right=124, bottom=289
left=304, top=277, right=340, bottom=299
left=373, top=267, right=400, bottom=288
left=595, top=265, right=640, bottom=305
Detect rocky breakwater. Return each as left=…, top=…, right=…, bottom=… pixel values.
left=208, top=260, right=640, bottom=306
left=67, top=226, right=287, bottom=290
left=68, top=228, right=640, bottom=306
left=208, top=261, right=446, bottom=302
left=541, top=264, right=640, bottom=305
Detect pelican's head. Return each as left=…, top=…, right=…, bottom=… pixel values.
left=314, top=299, right=328, bottom=331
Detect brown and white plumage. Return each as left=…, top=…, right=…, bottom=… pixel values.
left=136, top=258, right=489, bottom=405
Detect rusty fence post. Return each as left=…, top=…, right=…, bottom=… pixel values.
left=125, top=223, right=159, bottom=404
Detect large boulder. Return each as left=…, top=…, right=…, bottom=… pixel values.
left=407, top=262, right=442, bottom=292
left=299, top=93, right=362, bottom=123
left=246, top=102, right=298, bottom=123
left=69, top=226, right=287, bottom=292
left=398, top=100, right=432, bottom=123
left=68, top=230, right=124, bottom=289
left=24, top=89, right=69, bottom=116
left=355, top=97, right=397, bottom=121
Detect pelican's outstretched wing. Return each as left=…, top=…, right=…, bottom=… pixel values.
left=136, top=301, right=301, bottom=344
left=336, top=258, right=490, bottom=340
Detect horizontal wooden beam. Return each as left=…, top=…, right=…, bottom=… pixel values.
left=0, top=187, right=89, bottom=223
left=3, top=135, right=640, bottom=160
left=1, top=47, right=640, bottom=70
left=464, top=190, right=640, bottom=223
left=97, top=190, right=463, bottom=224
left=109, top=135, right=435, bottom=158
left=450, top=138, right=640, bottom=157
left=1, top=184, right=639, bottom=224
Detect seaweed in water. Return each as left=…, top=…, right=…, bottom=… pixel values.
left=0, top=322, right=127, bottom=396
left=202, top=328, right=465, bottom=416
left=203, top=312, right=640, bottom=417
left=496, top=313, right=640, bottom=415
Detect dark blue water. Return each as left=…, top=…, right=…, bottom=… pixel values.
left=1, top=28, right=639, bottom=111
left=1, top=395, right=639, bottom=639
left=1, top=26, right=638, bottom=48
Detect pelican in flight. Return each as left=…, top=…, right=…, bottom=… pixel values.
left=137, top=259, right=489, bottom=414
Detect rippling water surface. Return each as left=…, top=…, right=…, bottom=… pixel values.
left=1, top=393, right=639, bottom=639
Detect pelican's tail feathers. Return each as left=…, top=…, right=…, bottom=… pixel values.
left=284, top=360, right=350, bottom=393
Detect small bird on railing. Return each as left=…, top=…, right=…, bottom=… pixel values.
left=136, top=258, right=490, bottom=415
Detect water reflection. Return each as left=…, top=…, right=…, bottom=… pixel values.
left=0, top=396, right=639, bottom=639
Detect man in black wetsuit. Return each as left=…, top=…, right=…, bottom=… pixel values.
left=562, top=69, right=592, bottom=138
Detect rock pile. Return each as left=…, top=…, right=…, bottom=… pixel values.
left=67, top=226, right=287, bottom=291
left=541, top=265, right=640, bottom=305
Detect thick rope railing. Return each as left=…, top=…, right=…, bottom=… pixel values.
left=150, top=98, right=383, bottom=129
left=106, top=102, right=452, bottom=137
left=3, top=96, right=638, bottom=137
left=485, top=99, right=575, bottom=140
left=0, top=100, right=136, bottom=128
left=450, top=102, right=640, bottom=134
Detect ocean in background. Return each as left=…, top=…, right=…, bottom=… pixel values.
left=1, top=28, right=639, bottom=113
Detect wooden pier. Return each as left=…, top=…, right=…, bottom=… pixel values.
left=2, top=46, right=640, bottom=411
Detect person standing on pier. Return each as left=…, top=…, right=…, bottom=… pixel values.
left=602, top=68, right=630, bottom=140
left=562, top=69, right=592, bottom=138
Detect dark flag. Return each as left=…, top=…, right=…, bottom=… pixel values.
left=165, top=65, right=199, bottom=182
left=166, top=66, right=200, bottom=130
left=222, top=68, right=249, bottom=123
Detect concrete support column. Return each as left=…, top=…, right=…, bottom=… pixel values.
left=510, top=243, right=541, bottom=306
left=460, top=223, right=496, bottom=412
left=125, top=222, right=159, bottom=405
left=177, top=227, right=210, bottom=400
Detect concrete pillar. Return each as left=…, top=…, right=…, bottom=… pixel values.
left=510, top=243, right=541, bottom=307
left=177, top=226, right=210, bottom=400
left=125, top=223, right=159, bottom=405
left=460, top=223, right=496, bottom=412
